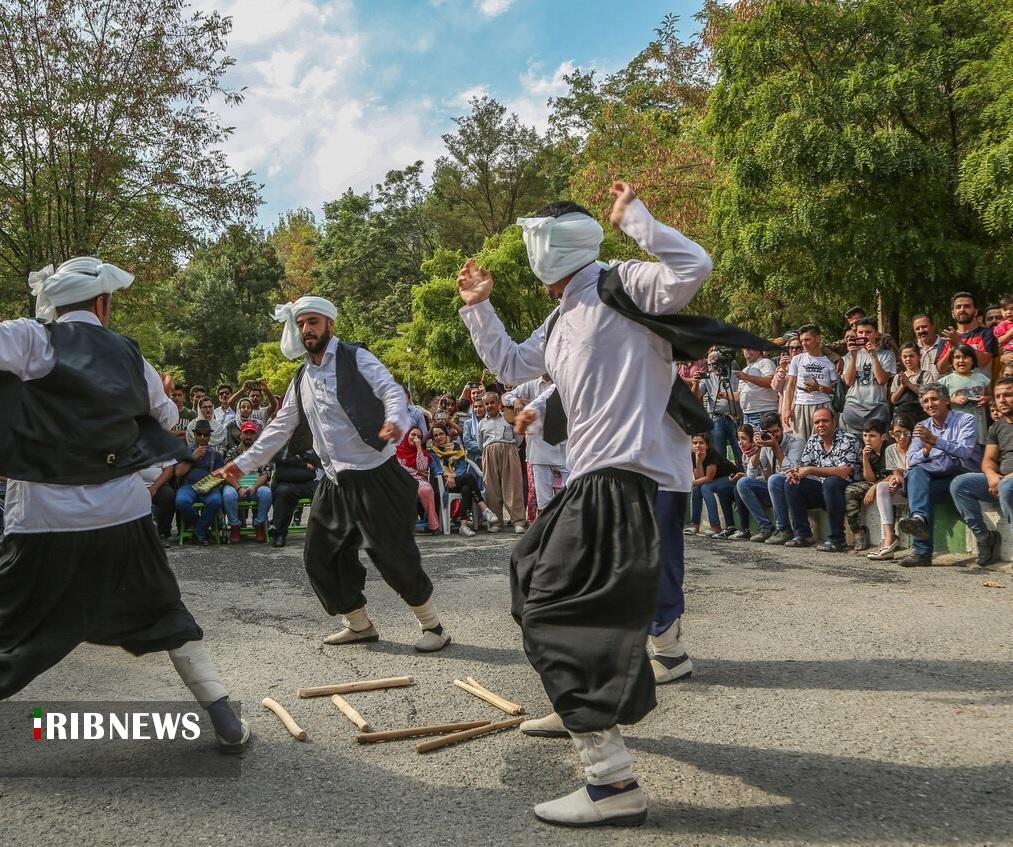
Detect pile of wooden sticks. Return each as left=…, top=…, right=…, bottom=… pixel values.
left=260, top=674, right=526, bottom=754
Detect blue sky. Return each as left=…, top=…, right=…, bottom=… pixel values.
left=196, top=0, right=706, bottom=226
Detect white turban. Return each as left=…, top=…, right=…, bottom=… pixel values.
left=273, top=295, right=338, bottom=359
left=516, top=212, right=604, bottom=285
left=30, top=257, right=135, bottom=321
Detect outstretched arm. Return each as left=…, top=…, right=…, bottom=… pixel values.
left=218, top=382, right=299, bottom=483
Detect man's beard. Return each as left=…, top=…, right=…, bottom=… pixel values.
left=302, top=328, right=332, bottom=354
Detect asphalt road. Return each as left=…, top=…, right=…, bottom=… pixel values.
left=3, top=531, right=1011, bottom=846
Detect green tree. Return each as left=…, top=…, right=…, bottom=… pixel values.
left=270, top=208, right=320, bottom=300
left=237, top=340, right=301, bottom=397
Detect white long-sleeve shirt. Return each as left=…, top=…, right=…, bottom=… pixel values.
left=460, top=199, right=712, bottom=492
left=504, top=377, right=569, bottom=467
left=0, top=311, right=177, bottom=533
left=234, top=337, right=409, bottom=480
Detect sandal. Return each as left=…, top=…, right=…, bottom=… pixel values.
left=867, top=540, right=899, bottom=560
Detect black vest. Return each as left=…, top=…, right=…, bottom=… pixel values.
left=289, top=341, right=386, bottom=456
left=0, top=321, right=191, bottom=484
left=541, top=266, right=777, bottom=445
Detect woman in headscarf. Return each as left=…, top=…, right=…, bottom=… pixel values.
left=186, top=396, right=227, bottom=449
left=395, top=426, right=440, bottom=533
left=428, top=423, right=492, bottom=537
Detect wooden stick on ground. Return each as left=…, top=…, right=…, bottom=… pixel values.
left=465, top=677, right=525, bottom=716
left=355, top=720, right=491, bottom=744
left=262, top=697, right=308, bottom=741
left=297, top=676, right=413, bottom=699
left=331, top=695, right=371, bottom=733
left=453, top=679, right=525, bottom=716
left=416, top=717, right=524, bottom=754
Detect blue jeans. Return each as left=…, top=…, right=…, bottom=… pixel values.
left=779, top=475, right=848, bottom=544
left=222, top=485, right=272, bottom=527
left=175, top=484, right=224, bottom=539
left=742, top=411, right=774, bottom=431
left=653, top=491, right=686, bottom=635
left=950, top=473, right=1013, bottom=537
left=905, top=465, right=959, bottom=556
left=691, top=476, right=734, bottom=527
left=737, top=476, right=774, bottom=530
left=711, top=414, right=742, bottom=464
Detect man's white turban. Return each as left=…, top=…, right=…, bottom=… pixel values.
left=30, top=257, right=135, bottom=321
left=516, top=212, right=604, bottom=285
left=273, top=295, right=338, bottom=359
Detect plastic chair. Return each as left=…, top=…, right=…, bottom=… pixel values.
left=285, top=498, right=314, bottom=535
left=176, top=501, right=225, bottom=545
left=435, top=460, right=485, bottom=535
left=231, top=473, right=261, bottom=541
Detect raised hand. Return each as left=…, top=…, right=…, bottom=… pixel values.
left=379, top=422, right=403, bottom=443
left=608, top=180, right=638, bottom=230
left=214, top=461, right=242, bottom=487
left=457, top=259, right=495, bottom=306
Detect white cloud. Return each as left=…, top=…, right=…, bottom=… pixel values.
left=476, top=0, right=514, bottom=17
left=507, top=60, right=577, bottom=132
left=448, top=84, right=491, bottom=108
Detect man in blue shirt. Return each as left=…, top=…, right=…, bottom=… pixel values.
left=174, top=419, right=226, bottom=544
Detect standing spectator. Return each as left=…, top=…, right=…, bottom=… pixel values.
left=462, top=394, right=486, bottom=465
left=186, top=396, right=228, bottom=449
left=214, top=384, right=236, bottom=427
left=993, top=296, right=1013, bottom=354
left=270, top=442, right=321, bottom=548
left=403, top=386, right=430, bottom=440
left=432, top=394, right=464, bottom=440
left=897, top=384, right=980, bottom=566
left=844, top=421, right=890, bottom=552
left=771, top=407, right=861, bottom=551
left=685, top=433, right=738, bottom=537
left=939, top=344, right=993, bottom=444
left=737, top=412, right=805, bottom=543
left=228, top=379, right=278, bottom=425
left=505, top=376, right=570, bottom=514
left=677, top=357, right=708, bottom=387
left=786, top=325, right=838, bottom=442
left=984, top=305, right=1003, bottom=330
left=428, top=423, right=493, bottom=537
left=188, top=384, right=207, bottom=415
left=477, top=391, right=525, bottom=533
left=912, top=314, right=944, bottom=379
left=867, top=416, right=914, bottom=560
left=950, top=376, right=1013, bottom=572
left=737, top=347, right=780, bottom=430
left=937, top=292, right=998, bottom=375
left=174, top=420, right=226, bottom=545
left=845, top=306, right=867, bottom=331
left=841, top=318, right=895, bottom=434
left=772, top=333, right=802, bottom=430
left=693, top=348, right=741, bottom=463
left=395, top=427, right=440, bottom=534
left=891, top=342, right=932, bottom=424
left=139, top=461, right=176, bottom=546
left=222, top=422, right=273, bottom=544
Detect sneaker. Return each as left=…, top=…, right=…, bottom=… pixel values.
left=514, top=523, right=526, bottom=535
left=867, top=539, right=899, bottom=560
left=816, top=540, right=849, bottom=553
left=712, top=527, right=736, bottom=539
left=729, top=529, right=752, bottom=540
left=750, top=528, right=774, bottom=542
left=853, top=526, right=870, bottom=553
left=482, top=509, right=500, bottom=527
left=459, top=523, right=476, bottom=537
left=764, top=529, right=793, bottom=545
left=898, top=552, right=932, bottom=567
left=487, top=524, right=501, bottom=533
left=974, top=530, right=1001, bottom=567
left=898, top=514, right=930, bottom=541
left=651, top=652, right=694, bottom=684
left=229, top=525, right=241, bottom=544
left=783, top=536, right=813, bottom=549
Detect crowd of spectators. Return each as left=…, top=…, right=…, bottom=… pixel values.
left=684, top=293, right=1013, bottom=573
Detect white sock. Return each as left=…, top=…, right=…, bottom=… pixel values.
left=345, top=607, right=372, bottom=632
left=571, top=727, right=637, bottom=786
left=409, top=599, right=440, bottom=631
left=649, top=619, right=683, bottom=657
left=168, top=640, right=229, bottom=707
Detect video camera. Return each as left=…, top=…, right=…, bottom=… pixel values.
left=707, top=346, right=738, bottom=378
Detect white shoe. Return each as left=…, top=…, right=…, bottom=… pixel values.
left=483, top=509, right=500, bottom=526
left=414, top=627, right=451, bottom=653
left=487, top=524, right=501, bottom=533
left=459, top=523, right=476, bottom=537
left=216, top=718, right=250, bottom=754
left=982, top=561, right=1012, bottom=574
left=514, top=523, right=526, bottom=535
left=322, top=624, right=379, bottom=645
left=534, top=785, right=647, bottom=828
left=651, top=654, right=694, bottom=684
left=519, top=711, right=567, bottom=738
left=867, top=540, right=899, bottom=560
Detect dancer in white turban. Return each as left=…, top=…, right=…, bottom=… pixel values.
left=217, top=296, right=452, bottom=652
left=0, top=256, right=250, bottom=753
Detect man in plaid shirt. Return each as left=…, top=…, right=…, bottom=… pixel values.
left=223, top=421, right=274, bottom=543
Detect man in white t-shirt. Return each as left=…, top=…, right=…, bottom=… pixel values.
left=786, top=324, right=838, bottom=443
left=737, top=348, right=779, bottom=429
left=841, top=318, right=896, bottom=434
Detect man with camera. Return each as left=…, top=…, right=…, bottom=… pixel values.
left=692, top=346, right=742, bottom=463
left=737, top=347, right=780, bottom=429
left=227, top=378, right=277, bottom=425
left=735, top=412, right=805, bottom=542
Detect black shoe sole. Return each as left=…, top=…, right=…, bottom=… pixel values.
left=522, top=729, right=569, bottom=738
left=535, top=810, right=648, bottom=828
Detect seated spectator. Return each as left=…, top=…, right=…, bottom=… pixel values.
left=270, top=442, right=321, bottom=548
left=891, top=342, right=932, bottom=424
left=462, top=394, right=486, bottom=465
left=786, top=325, right=838, bottom=442
left=737, top=347, right=780, bottom=430
left=994, top=296, right=1013, bottom=355
left=865, top=416, right=913, bottom=560
left=693, top=347, right=742, bottom=463
left=686, top=432, right=738, bottom=536
left=223, top=422, right=273, bottom=543
left=841, top=318, right=895, bottom=434
left=396, top=426, right=440, bottom=534
left=940, top=343, right=992, bottom=444
left=186, top=396, right=228, bottom=449
left=714, top=425, right=758, bottom=539
left=139, top=461, right=177, bottom=546
left=428, top=424, right=494, bottom=536
left=769, top=407, right=861, bottom=552
left=912, top=313, right=944, bottom=379
left=937, top=292, right=997, bottom=375
left=949, top=376, right=1013, bottom=573
left=174, top=420, right=226, bottom=545
left=477, top=392, right=524, bottom=533
left=844, top=420, right=890, bottom=552
left=226, top=397, right=262, bottom=448
left=897, top=384, right=980, bottom=566
left=737, top=412, right=805, bottom=543
left=214, top=383, right=236, bottom=427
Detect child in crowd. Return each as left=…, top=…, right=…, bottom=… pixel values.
left=845, top=420, right=890, bottom=552
left=686, top=432, right=738, bottom=537
left=867, top=416, right=913, bottom=560
left=993, top=295, right=1013, bottom=353
left=890, top=342, right=931, bottom=424
left=476, top=392, right=525, bottom=533
left=940, top=343, right=992, bottom=444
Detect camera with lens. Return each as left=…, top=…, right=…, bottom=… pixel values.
left=707, top=346, right=738, bottom=377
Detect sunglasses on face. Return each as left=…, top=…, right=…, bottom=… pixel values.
left=788, top=345, right=802, bottom=352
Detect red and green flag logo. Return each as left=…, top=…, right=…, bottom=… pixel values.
left=33, top=707, right=42, bottom=740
